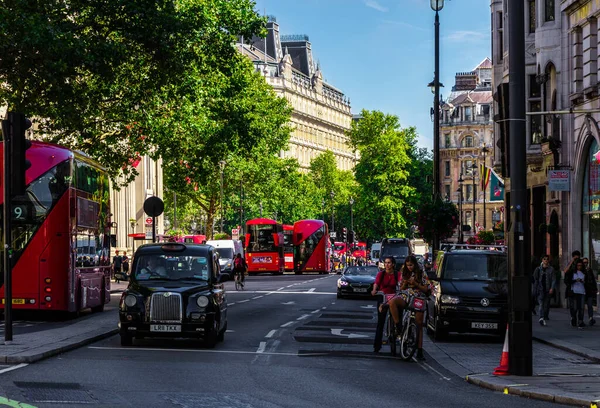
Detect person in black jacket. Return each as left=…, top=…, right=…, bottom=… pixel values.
left=582, top=258, right=597, bottom=326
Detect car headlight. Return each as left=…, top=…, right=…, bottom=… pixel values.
left=227, top=263, right=232, bottom=268
left=338, top=280, right=348, bottom=286
left=196, top=296, right=210, bottom=308
left=441, top=295, right=460, bottom=304
left=124, top=295, right=137, bottom=307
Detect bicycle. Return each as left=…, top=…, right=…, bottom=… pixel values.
left=234, top=269, right=245, bottom=291
left=383, top=292, right=426, bottom=360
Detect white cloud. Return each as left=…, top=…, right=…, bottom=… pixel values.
left=444, top=30, right=488, bottom=42
left=364, top=0, right=388, bottom=12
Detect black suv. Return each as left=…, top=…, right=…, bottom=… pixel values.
left=378, top=238, right=412, bottom=271
left=118, top=243, right=228, bottom=347
left=425, top=249, right=508, bottom=340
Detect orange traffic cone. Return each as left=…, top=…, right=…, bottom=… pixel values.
left=493, top=325, right=509, bottom=376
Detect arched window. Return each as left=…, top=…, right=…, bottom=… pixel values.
left=462, top=136, right=474, bottom=147
left=583, top=138, right=600, bottom=266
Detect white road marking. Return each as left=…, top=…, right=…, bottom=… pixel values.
left=88, top=346, right=298, bottom=356
left=414, top=358, right=452, bottom=381
left=330, top=328, right=369, bottom=338
left=238, top=299, right=249, bottom=303
left=280, top=321, right=295, bottom=328
left=229, top=302, right=236, bottom=305
left=307, top=288, right=316, bottom=292
left=265, top=330, right=277, bottom=338
left=0, top=363, right=28, bottom=374
left=252, top=296, right=263, bottom=300
left=310, top=309, right=321, bottom=314
left=277, top=287, right=285, bottom=291
left=226, top=330, right=235, bottom=333
left=297, top=314, right=311, bottom=320
left=226, top=291, right=336, bottom=295
left=256, top=342, right=267, bottom=353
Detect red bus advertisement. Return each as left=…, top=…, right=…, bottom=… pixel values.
left=333, top=242, right=347, bottom=259
left=244, top=218, right=284, bottom=274
left=352, top=242, right=367, bottom=259
left=283, top=224, right=294, bottom=271
left=0, top=141, right=111, bottom=312
left=292, top=219, right=330, bottom=274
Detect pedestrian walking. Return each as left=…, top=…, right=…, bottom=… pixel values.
left=563, top=250, right=581, bottom=310
left=582, top=257, right=597, bottom=326
left=112, top=250, right=123, bottom=283
left=533, top=255, right=556, bottom=326
left=564, top=258, right=586, bottom=328
left=122, top=251, right=130, bottom=277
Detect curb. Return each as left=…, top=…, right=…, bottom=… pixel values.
left=533, top=336, right=600, bottom=363
left=465, top=374, right=596, bottom=407
left=0, top=328, right=118, bottom=364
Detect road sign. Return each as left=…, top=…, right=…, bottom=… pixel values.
left=231, top=228, right=239, bottom=240
left=145, top=217, right=153, bottom=225
left=329, top=232, right=336, bottom=238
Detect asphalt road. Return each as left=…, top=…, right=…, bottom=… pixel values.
left=0, top=274, right=570, bottom=408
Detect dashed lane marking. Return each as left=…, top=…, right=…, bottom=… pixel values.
left=307, top=288, right=316, bottom=292
left=280, top=321, right=295, bottom=328
left=252, top=296, right=263, bottom=300
left=265, top=330, right=277, bottom=338
left=296, top=314, right=311, bottom=321
left=310, top=309, right=321, bottom=314
left=0, top=363, right=28, bottom=375
left=238, top=299, right=249, bottom=303
left=256, top=342, right=266, bottom=353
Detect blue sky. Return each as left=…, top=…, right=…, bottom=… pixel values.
left=252, top=0, right=491, bottom=149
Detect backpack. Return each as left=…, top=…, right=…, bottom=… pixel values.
left=234, top=257, right=244, bottom=270
left=377, top=270, right=398, bottom=288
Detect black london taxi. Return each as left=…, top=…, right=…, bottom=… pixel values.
left=425, top=247, right=508, bottom=340
left=118, top=243, right=227, bottom=347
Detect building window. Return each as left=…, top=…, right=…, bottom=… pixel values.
left=529, top=75, right=541, bottom=97
left=545, top=0, right=554, bottom=22
left=445, top=134, right=451, bottom=148
left=498, top=11, right=504, bottom=61
left=466, top=185, right=477, bottom=202
left=444, top=161, right=451, bottom=177
left=462, top=136, right=474, bottom=148
left=529, top=0, right=536, bottom=33
left=462, top=160, right=474, bottom=175
left=444, top=184, right=451, bottom=201
left=530, top=101, right=542, bottom=144
left=465, top=107, right=472, bottom=121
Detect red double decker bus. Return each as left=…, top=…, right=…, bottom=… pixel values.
left=283, top=224, right=294, bottom=271
left=292, top=219, right=330, bottom=274
left=0, top=141, right=111, bottom=312
left=244, top=218, right=284, bottom=274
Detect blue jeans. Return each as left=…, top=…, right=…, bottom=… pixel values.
left=585, top=296, right=595, bottom=319
left=570, top=294, right=585, bottom=323
left=538, top=293, right=551, bottom=320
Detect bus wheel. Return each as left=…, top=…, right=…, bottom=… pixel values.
left=91, top=302, right=105, bottom=313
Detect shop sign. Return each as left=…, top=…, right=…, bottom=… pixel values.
left=548, top=170, right=570, bottom=191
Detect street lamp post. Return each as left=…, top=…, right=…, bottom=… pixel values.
left=219, top=160, right=226, bottom=233
left=321, top=198, right=325, bottom=221
left=349, top=197, right=354, bottom=242
left=481, top=146, right=489, bottom=230
left=330, top=191, right=335, bottom=235
left=458, top=173, right=464, bottom=243
left=471, top=163, right=477, bottom=232
left=429, top=0, right=444, bottom=254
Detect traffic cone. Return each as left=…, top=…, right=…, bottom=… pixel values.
left=493, top=324, right=509, bottom=376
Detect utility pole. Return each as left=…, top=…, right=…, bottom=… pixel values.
left=431, top=0, right=443, bottom=255
left=508, top=0, right=532, bottom=376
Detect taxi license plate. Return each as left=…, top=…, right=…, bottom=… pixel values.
left=150, top=325, right=181, bottom=333
left=1, top=298, right=25, bottom=304
left=471, top=322, right=497, bottom=329
left=354, top=288, right=368, bottom=293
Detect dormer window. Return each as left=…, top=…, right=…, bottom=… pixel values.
left=465, top=107, right=472, bottom=121
left=462, top=136, right=474, bottom=147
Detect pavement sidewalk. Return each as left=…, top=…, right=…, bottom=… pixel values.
left=425, top=307, right=600, bottom=407
left=0, top=279, right=127, bottom=364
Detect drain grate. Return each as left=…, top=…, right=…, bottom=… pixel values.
left=14, top=382, right=97, bottom=404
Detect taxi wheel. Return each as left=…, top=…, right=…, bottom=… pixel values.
left=217, top=322, right=227, bottom=342
left=205, top=321, right=219, bottom=348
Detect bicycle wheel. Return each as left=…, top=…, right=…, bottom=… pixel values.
left=400, top=320, right=418, bottom=361
left=387, top=311, right=397, bottom=356
left=234, top=275, right=242, bottom=291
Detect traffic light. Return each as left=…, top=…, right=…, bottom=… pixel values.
left=8, top=113, right=32, bottom=195
left=342, top=227, right=347, bottom=241
left=348, top=230, right=355, bottom=244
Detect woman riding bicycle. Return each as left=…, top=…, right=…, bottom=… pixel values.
left=388, top=255, right=431, bottom=360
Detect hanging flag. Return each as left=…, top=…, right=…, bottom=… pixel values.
left=480, top=164, right=491, bottom=191
left=489, top=168, right=505, bottom=201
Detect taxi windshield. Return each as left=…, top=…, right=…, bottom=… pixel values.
left=134, top=255, right=210, bottom=281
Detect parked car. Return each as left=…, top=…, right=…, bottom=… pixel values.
left=118, top=242, right=228, bottom=347
left=425, top=249, right=508, bottom=340
left=378, top=238, right=412, bottom=271
left=337, top=265, right=379, bottom=298
left=370, top=242, right=381, bottom=265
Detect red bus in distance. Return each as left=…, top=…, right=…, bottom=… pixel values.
left=333, top=242, right=347, bottom=259
left=244, top=218, right=284, bottom=274
left=0, top=141, right=111, bottom=312
left=292, top=219, right=330, bottom=274
left=352, top=242, right=367, bottom=259
left=283, top=224, right=294, bottom=271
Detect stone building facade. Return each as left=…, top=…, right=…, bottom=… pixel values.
left=439, top=59, right=499, bottom=240
left=491, top=0, right=564, bottom=262
left=238, top=17, right=358, bottom=171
